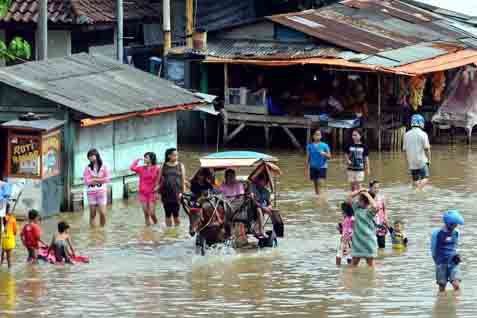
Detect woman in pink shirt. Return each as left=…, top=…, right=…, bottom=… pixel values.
left=219, top=169, right=244, bottom=199
left=83, top=149, right=111, bottom=227
left=130, top=152, right=161, bottom=226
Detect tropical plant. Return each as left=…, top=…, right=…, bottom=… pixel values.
left=0, top=0, right=32, bottom=62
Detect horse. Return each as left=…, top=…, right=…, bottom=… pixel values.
left=181, top=192, right=284, bottom=255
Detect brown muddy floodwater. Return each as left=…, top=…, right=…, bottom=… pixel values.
left=1, top=144, right=477, bottom=318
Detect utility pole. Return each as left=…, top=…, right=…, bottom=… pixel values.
left=186, top=0, right=193, bottom=48
left=163, top=0, right=171, bottom=54
left=37, top=0, right=48, bottom=60
left=116, top=0, right=123, bottom=62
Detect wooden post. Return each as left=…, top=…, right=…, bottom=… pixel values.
left=37, top=0, right=48, bottom=60
left=223, top=64, right=229, bottom=104
left=224, top=123, right=245, bottom=144
left=186, top=0, right=194, bottom=48
left=283, top=127, right=302, bottom=150
left=116, top=0, right=123, bottom=62
left=163, top=0, right=171, bottom=54
left=264, top=126, right=270, bottom=148
left=378, top=74, right=382, bottom=152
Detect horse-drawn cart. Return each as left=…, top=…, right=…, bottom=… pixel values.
left=181, top=151, right=284, bottom=255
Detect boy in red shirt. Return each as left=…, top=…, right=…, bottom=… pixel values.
left=21, top=210, right=46, bottom=263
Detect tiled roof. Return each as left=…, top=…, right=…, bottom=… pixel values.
left=0, top=0, right=159, bottom=24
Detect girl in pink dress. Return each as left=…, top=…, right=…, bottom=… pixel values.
left=130, top=152, right=161, bottom=226
left=83, top=149, right=111, bottom=227
left=369, top=180, right=388, bottom=248
left=336, top=202, right=354, bottom=266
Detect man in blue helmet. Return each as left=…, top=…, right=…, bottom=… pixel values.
left=431, top=210, right=464, bottom=292
left=403, top=114, right=431, bottom=190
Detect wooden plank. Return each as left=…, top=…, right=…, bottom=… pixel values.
left=282, top=126, right=302, bottom=150
left=224, top=123, right=246, bottom=143
left=224, top=104, right=267, bottom=115
left=228, top=121, right=314, bottom=129
left=226, top=112, right=315, bottom=126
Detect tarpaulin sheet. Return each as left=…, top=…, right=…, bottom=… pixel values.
left=432, top=68, right=477, bottom=132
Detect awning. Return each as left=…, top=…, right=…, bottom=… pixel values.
left=204, top=56, right=409, bottom=75
left=80, top=103, right=202, bottom=127
left=204, top=49, right=477, bottom=76
left=393, top=49, right=477, bottom=75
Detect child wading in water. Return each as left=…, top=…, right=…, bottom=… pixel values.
left=348, top=188, right=378, bottom=267
left=306, top=130, right=331, bottom=195
left=345, top=129, right=370, bottom=191
left=369, top=180, right=388, bottom=248
left=431, top=210, right=464, bottom=292
left=336, top=202, right=354, bottom=266
left=21, top=209, right=46, bottom=263
left=49, top=221, right=76, bottom=263
left=1, top=206, right=17, bottom=268
left=389, top=220, right=408, bottom=250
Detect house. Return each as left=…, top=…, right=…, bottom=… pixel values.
left=168, top=0, right=477, bottom=150
left=0, top=53, right=205, bottom=218
left=0, top=0, right=161, bottom=64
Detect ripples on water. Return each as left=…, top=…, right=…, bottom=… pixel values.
left=2, top=145, right=477, bottom=317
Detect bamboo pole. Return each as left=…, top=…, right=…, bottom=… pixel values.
left=163, top=0, right=171, bottom=54
left=186, top=0, right=194, bottom=48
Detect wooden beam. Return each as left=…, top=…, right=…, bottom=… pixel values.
left=282, top=127, right=302, bottom=150
left=224, top=123, right=245, bottom=144
left=378, top=74, right=382, bottom=152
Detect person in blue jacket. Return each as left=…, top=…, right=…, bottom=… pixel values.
left=431, top=210, right=464, bottom=292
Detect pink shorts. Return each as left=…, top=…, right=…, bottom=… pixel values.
left=139, top=192, right=158, bottom=204
left=87, top=191, right=108, bottom=206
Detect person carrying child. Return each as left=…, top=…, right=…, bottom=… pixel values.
left=20, top=210, right=46, bottom=263
left=369, top=180, right=388, bottom=249
left=336, top=202, right=354, bottom=266
left=48, top=221, right=76, bottom=263
left=431, top=210, right=464, bottom=292
left=389, top=220, right=408, bottom=250
left=306, top=130, right=331, bottom=196
left=1, top=206, right=17, bottom=268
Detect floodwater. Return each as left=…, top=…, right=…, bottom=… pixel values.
left=2, top=144, right=477, bottom=318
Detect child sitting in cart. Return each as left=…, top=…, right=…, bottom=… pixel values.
left=250, top=173, right=273, bottom=238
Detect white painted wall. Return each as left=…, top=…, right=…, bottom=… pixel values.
left=73, top=113, right=178, bottom=201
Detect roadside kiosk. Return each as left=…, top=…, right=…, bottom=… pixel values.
left=1, top=118, right=64, bottom=219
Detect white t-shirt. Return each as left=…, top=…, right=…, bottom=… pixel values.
left=403, top=128, right=430, bottom=170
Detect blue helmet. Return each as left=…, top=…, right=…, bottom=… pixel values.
left=443, top=210, right=464, bottom=226
left=411, top=114, right=425, bottom=128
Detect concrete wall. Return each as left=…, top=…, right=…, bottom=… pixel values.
left=73, top=113, right=177, bottom=201
left=35, top=30, right=72, bottom=59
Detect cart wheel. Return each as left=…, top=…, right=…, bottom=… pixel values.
left=196, top=235, right=206, bottom=256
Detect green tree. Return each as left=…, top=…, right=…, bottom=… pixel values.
left=0, top=0, right=32, bottom=62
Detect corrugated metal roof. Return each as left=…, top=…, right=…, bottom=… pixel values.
left=2, top=119, right=65, bottom=131
left=170, top=39, right=346, bottom=60
left=0, top=54, right=201, bottom=118
left=267, top=0, right=475, bottom=55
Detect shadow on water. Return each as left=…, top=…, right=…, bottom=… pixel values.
left=2, top=145, right=477, bottom=317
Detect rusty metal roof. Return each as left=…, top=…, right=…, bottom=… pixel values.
left=267, top=0, right=476, bottom=55
left=169, top=39, right=347, bottom=60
